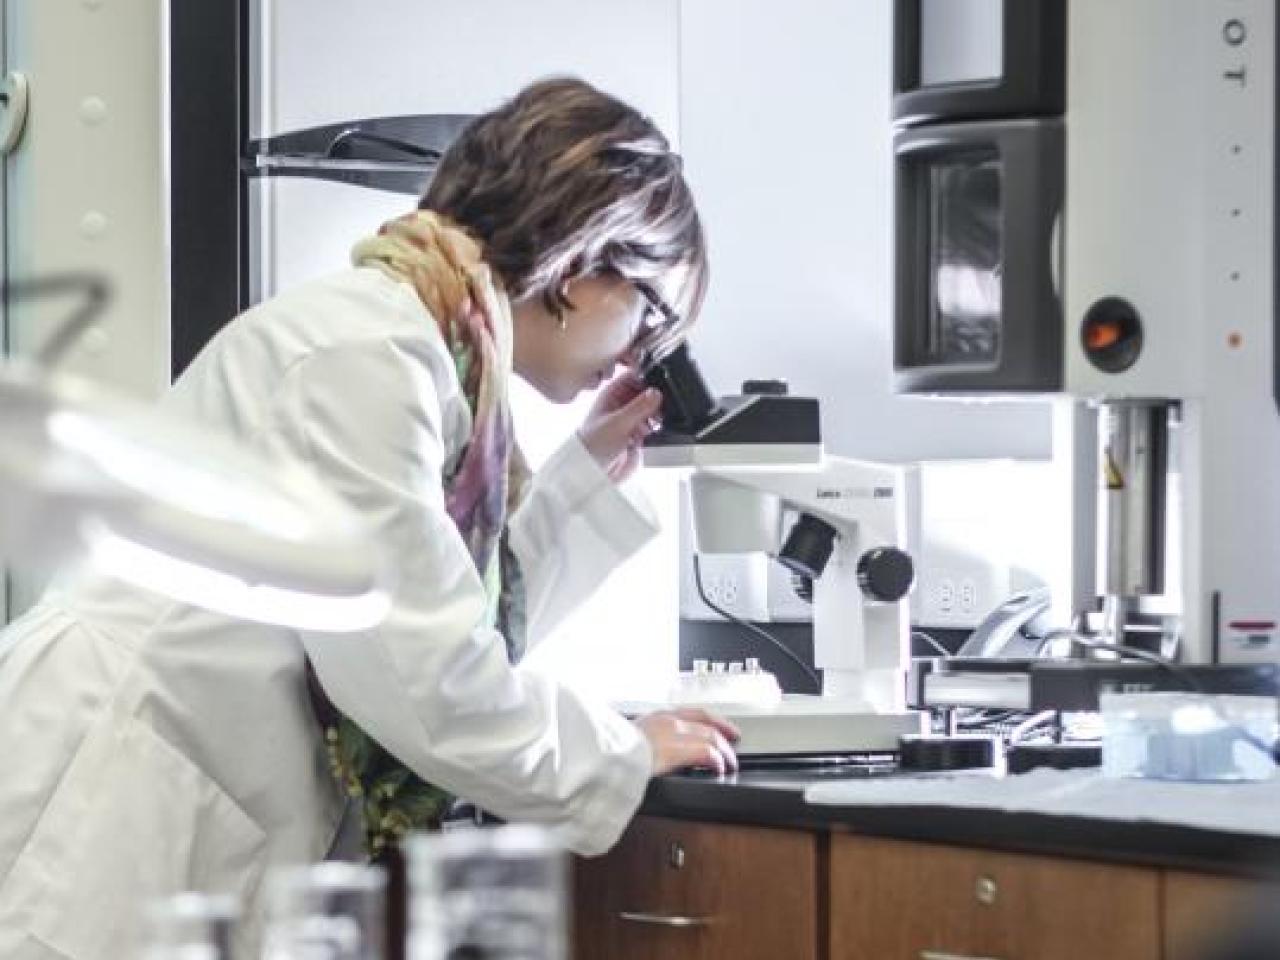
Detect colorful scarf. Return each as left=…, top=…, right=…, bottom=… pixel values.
left=310, top=211, right=531, bottom=860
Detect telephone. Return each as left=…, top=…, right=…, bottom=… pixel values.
left=954, top=587, right=1054, bottom=659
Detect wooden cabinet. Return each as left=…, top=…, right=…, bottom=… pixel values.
left=573, top=816, right=818, bottom=960
left=575, top=816, right=1272, bottom=960
left=1163, top=870, right=1275, bottom=960
left=828, top=835, right=1160, bottom=960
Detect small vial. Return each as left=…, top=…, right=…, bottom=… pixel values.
left=728, top=662, right=744, bottom=674
left=746, top=658, right=761, bottom=674
left=711, top=661, right=727, bottom=674
left=692, top=659, right=709, bottom=675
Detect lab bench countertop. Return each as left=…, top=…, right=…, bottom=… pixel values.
left=641, top=767, right=1280, bottom=879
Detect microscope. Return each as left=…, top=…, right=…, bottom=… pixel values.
left=641, top=343, right=925, bottom=758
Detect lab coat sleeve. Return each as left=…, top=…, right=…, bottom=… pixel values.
left=277, top=340, right=652, bottom=855
left=507, top=436, right=659, bottom=648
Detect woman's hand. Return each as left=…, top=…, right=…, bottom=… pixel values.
left=577, top=373, right=663, bottom=484
left=634, top=707, right=741, bottom=776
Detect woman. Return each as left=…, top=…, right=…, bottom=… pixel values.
left=0, top=77, right=737, bottom=959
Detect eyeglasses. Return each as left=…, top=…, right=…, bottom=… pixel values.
left=632, top=281, right=682, bottom=357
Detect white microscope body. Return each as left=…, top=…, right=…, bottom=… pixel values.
left=689, top=457, right=912, bottom=710
left=683, top=455, right=925, bottom=755
left=638, top=346, right=924, bottom=753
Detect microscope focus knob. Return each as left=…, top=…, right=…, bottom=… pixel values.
left=857, top=547, right=915, bottom=602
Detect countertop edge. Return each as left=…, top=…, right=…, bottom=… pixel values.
left=641, top=774, right=1280, bottom=880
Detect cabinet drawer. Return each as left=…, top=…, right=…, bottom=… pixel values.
left=829, top=835, right=1160, bottom=960
left=573, top=815, right=818, bottom=960
left=1163, top=871, right=1277, bottom=960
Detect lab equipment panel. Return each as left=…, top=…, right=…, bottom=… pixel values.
left=894, top=119, right=1063, bottom=393
left=893, top=0, right=1066, bottom=125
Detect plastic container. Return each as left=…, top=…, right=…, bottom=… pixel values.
left=667, top=658, right=783, bottom=708
left=1100, top=691, right=1278, bottom=782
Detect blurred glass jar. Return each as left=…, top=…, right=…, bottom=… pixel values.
left=262, top=861, right=387, bottom=960
left=1101, top=691, right=1278, bottom=782
left=405, top=825, right=567, bottom=960
left=143, top=892, right=238, bottom=960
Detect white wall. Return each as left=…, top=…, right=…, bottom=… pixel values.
left=678, top=0, right=1052, bottom=463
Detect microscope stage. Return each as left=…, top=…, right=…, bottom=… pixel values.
left=721, top=698, right=924, bottom=756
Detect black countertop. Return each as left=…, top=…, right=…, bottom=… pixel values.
left=642, top=768, right=1280, bottom=879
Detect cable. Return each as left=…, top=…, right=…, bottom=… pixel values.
left=1062, top=633, right=1276, bottom=760
left=1007, top=710, right=1057, bottom=746
left=912, top=630, right=951, bottom=658
left=691, top=554, right=822, bottom=694
left=956, top=708, right=1021, bottom=729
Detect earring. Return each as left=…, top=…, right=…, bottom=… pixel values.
left=557, top=280, right=572, bottom=333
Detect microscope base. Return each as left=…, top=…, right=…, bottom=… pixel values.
left=619, top=696, right=925, bottom=757
left=723, top=698, right=924, bottom=756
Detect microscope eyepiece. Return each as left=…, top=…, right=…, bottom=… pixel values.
left=641, top=341, right=721, bottom=435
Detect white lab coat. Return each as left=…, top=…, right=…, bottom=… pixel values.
left=0, top=267, right=656, bottom=960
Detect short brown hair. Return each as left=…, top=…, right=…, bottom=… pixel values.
left=421, top=77, right=707, bottom=351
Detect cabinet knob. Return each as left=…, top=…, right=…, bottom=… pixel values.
left=667, top=841, right=686, bottom=870
left=974, top=876, right=998, bottom=906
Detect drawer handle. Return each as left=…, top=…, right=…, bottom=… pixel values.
left=920, top=952, right=1004, bottom=960
left=618, top=910, right=713, bottom=929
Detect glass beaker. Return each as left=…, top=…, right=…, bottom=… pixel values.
left=262, top=861, right=387, bottom=960
left=405, top=825, right=567, bottom=960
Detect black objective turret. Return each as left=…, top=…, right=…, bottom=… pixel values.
left=777, top=514, right=838, bottom=580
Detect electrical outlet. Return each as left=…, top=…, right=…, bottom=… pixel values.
left=680, top=553, right=771, bottom=622
left=912, top=459, right=1063, bottom=630
left=918, top=560, right=1010, bottom=629
left=701, top=571, right=736, bottom=607
left=938, top=578, right=956, bottom=613
left=677, top=483, right=771, bottom=622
